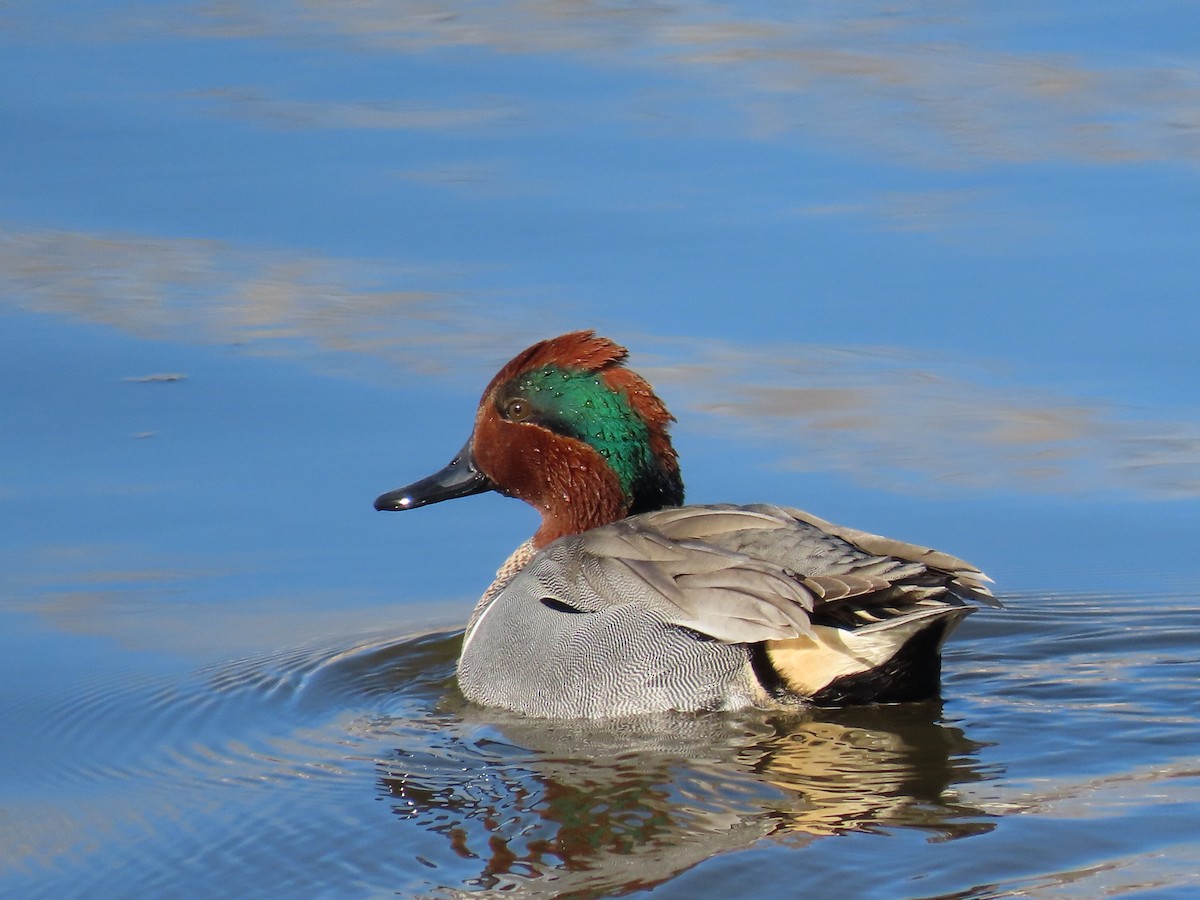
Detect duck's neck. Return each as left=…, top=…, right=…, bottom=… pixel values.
left=529, top=439, right=684, bottom=548
left=530, top=439, right=632, bottom=548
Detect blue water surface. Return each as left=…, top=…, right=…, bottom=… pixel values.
left=2, top=2, right=1199, bottom=897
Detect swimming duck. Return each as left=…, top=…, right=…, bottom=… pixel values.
left=375, top=331, right=994, bottom=718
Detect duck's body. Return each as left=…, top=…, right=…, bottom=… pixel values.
left=376, top=332, right=994, bottom=719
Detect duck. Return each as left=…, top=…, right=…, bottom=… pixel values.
left=375, top=330, right=995, bottom=718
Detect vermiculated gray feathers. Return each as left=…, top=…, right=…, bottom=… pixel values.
left=457, top=503, right=993, bottom=718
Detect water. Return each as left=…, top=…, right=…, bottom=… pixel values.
left=3, top=3, right=1199, bottom=897
left=4, top=591, right=1198, bottom=896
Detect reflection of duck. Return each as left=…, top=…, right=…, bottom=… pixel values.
left=378, top=703, right=994, bottom=895
left=749, top=704, right=996, bottom=839
left=375, top=332, right=995, bottom=717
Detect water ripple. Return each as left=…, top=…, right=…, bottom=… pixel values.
left=13, top=591, right=1200, bottom=898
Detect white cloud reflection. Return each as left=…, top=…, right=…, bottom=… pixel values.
left=3, top=223, right=1198, bottom=498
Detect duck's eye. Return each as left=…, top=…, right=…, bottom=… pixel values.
left=504, top=397, right=532, bottom=422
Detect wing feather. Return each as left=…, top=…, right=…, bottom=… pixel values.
left=534, top=503, right=994, bottom=646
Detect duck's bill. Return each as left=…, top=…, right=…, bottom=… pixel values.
left=373, top=440, right=497, bottom=511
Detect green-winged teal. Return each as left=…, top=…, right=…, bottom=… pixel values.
left=375, top=331, right=994, bottom=718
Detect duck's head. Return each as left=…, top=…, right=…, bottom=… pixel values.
left=374, top=331, right=684, bottom=547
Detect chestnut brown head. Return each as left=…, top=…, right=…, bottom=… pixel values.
left=374, top=331, right=684, bottom=547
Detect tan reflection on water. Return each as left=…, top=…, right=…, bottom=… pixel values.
left=4, top=223, right=1199, bottom=497
left=0, top=225, right=535, bottom=375
left=643, top=345, right=1200, bottom=497
left=145, top=1, right=1200, bottom=168
left=188, top=87, right=522, bottom=132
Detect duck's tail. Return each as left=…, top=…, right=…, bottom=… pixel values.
left=761, top=604, right=971, bottom=705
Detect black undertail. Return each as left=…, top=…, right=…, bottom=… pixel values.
left=750, top=619, right=954, bottom=707
left=810, top=619, right=952, bottom=706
